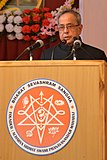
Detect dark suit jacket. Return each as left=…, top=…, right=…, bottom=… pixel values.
left=40, top=41, right=107, bottom=62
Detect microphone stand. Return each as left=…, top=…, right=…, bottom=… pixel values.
left=29, top=51, right=33, bottom=61
left=65, top=47, right=76, bottom=60
left=72, top=48, right=76, bottom=60
left=15, top=38, right=57, bottom=61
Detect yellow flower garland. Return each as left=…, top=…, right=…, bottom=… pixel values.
left=0, top=0, right=8, bottom=10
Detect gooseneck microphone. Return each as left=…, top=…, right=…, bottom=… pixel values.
left=26, top=40, right=44, bottom=51
left=72, top=37, right=82, bottom=60
left=61, top=39, right=67, bottom=45
left=15, top=40, right=44, bottom=61
left=73, top=37, right=82, bottom=50
left=64, top=37, right=82, bottom=60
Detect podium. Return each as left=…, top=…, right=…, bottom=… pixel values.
left=0, top=60, right=107, bottom=160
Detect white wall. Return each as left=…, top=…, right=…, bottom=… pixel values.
left=80, top=0, right=107, bottom=55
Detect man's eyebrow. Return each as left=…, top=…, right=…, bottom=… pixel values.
left=59, top=23, right=72, bottom=25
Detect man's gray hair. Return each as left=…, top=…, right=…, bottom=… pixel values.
left=57, top=9, right=82, bottom=25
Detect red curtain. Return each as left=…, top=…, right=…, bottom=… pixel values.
left=0, top=33, right=59, bottom=61
left=0, top=0, right=79, bottom=61
left=45, top=0, right=79, bottom=10
left=45, top=0, right=65, bottom=10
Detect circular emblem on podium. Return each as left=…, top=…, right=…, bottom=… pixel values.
left=7, top=78, right=78, bottom=155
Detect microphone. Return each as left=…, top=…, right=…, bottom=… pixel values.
left=73, top=37, right=97, bottom=60
left=61, top=39, right=67, bottom=45
left=73, top=37, right=82, bottom=49
left=72, top=37, right=82, bottom=60
left=15, top=40, right=44, bottom=60
left=73, top=37, right=100, bottom=60
left=26, top=39, right=44, bottom=51
left=64, top=37, right=82, bottom=60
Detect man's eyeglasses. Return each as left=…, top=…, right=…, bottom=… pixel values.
left=58, top=24, right=80, bottom=32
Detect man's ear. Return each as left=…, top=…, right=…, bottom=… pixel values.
left=78, top=24, right=83, bottom=34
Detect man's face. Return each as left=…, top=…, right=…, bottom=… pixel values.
left=58, top=13, right=83, bottom=45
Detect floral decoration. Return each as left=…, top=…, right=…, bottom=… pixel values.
left=0, top=0, right=76, bottom=42
left=21, top=7, right=58, bottom=41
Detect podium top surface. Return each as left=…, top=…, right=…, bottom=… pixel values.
left=0, top=60, right=106, bottom=67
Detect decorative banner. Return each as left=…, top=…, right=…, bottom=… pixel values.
left=6, top=78, right=78, bottom=155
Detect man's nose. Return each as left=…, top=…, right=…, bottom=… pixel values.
left=63, top=26, right=69, bottom=32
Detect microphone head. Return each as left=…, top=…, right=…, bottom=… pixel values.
left=73, top=37, right=82, bottom=49
left=61, top=39, right=67, bottom=45
left=36, top=39, right=44, bottom=48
